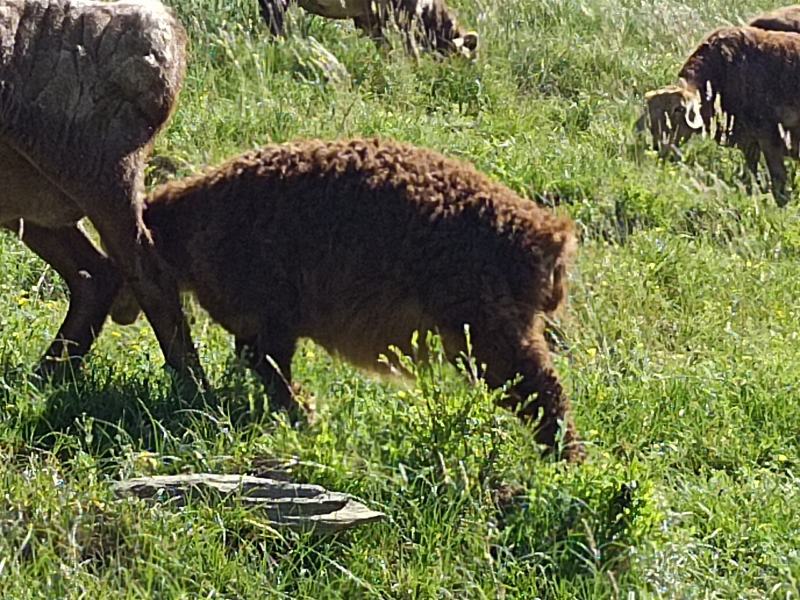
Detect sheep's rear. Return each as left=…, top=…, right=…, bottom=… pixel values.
left=0, top=0, right=202, bottom=384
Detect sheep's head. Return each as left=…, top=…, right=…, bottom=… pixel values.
left=421, top=2, right=478, bottom=60
left=451, top=30, right=479, bottom=60
left=642, top=83, right=704, bottom=156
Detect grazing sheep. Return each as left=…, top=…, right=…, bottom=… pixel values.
left=726, top=5, right=800, bottom=189
left=257, top=0, right=478, bottom=59
left=140, top=138, right=582, bottom=461
left=0, top=0, right=204, bottom=382
left=642, top=26, right=800, bottom=205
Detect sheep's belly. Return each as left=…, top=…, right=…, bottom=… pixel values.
left=777, top=106, right=800, bottom=129
left=0, top=142, right=81, bottom=227
left=298, top=0, right=371, bottom=19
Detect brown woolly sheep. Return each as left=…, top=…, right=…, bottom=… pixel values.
left=0, top=0, right=203, bottom=383
left=138, top=138, right=582, bottom=461
left=724, top=6, right=800, bottom=189
left=257, top=0, right=478, bottom=59
left=642, top=26, right=800, bottom=205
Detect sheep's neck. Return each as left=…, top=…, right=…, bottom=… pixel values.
left=144, top=200, right=192, bottom=285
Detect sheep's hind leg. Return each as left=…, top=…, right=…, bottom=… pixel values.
left=3, top=221, right=121, bottom=379
left=477, top=319, right=583, bottom=462
left=84, top=180, right=206, bottom=393
left=760, top=133, right=790, bottom=206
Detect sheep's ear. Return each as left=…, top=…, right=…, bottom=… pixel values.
left=684, top=96, right=704, bottom=130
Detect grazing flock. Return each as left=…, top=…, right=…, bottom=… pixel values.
left=0, top=0, right=796, bottom=462
left=643, top=5, right=800, bottom=204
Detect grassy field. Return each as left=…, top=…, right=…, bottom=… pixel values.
left=3, top=0, right=800, bottom=596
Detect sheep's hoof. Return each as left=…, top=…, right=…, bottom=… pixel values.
left=561, top=440, right=587, bottom=464
left=165, top=363, right=210, bottom=403
left=538, top=436, right=586, bottom=464
left=269, top=383, right=317, bottom=428
left=33, top=354, right=82, bottom=386
left=775, top=193, right=792, bottom=208
left=551, top=425, right=586, bottom=464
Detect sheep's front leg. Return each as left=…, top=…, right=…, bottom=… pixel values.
left=2, top=221, right=121, bottom=377
left=353, top=15, right=385, bottom=43
left=498, top=342, right=583, bottom=463
left=476, top=320, right=584, bottom=463
left=258, top=0, right=291, bottom=35
left=740, top=142, right=762, bottom=194
left=760, top=133, right=790, bottom=206
left=234, top=325, right=298, bottom=415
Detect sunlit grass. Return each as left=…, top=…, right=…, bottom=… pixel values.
left=2, top=0, right=800, bottom=597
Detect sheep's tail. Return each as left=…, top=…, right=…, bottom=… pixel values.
left=542, top=224, right=577, bottom=315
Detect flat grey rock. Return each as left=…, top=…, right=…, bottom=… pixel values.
left=114, top=473, right=384, bottom=534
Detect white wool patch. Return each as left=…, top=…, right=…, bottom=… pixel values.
left=415, top=0, right=434, bottom=17
left=779, top=122, right=793, bottom=152
left=64, top=0, right=167, bottom=10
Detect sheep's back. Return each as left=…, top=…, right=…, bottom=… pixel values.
left=152, top=140, right=574, bottom=350
left=0, top=0, right=186, bottom=185
left=680, top=26, right=800, bottom=127
left=297, top=0, right=371, bottom=19
left=749, top=6, right=800, bottom=33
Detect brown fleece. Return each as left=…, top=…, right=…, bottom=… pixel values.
left=145, top=138, right=582, bottom=461
left=673, top=26, right=800, bottom=203
left=749, top=5, right=800, bottom=33
left=679, top=26, right=800, bottom=131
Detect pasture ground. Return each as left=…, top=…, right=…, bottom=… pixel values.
left=2, top=0, right=800, bottom=596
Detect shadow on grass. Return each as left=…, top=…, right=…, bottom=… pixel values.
left=26, top=379, right=202, bottom=454
left=16, top=357, right=281, bottom=458
left=492, top=477, right=654, bottom=584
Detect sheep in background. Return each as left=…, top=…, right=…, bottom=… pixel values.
left=642, top=26, right=800, bottom=205
left=139, top=138, right=583, bottom=461
left=748, top=4, right=800, bottom=33
left=0, top=0, right=203, bottom=383
left=257, top=0, right=478, bottom=60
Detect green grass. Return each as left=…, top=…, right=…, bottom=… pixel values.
left=3, top=0, right=800, bottom=596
